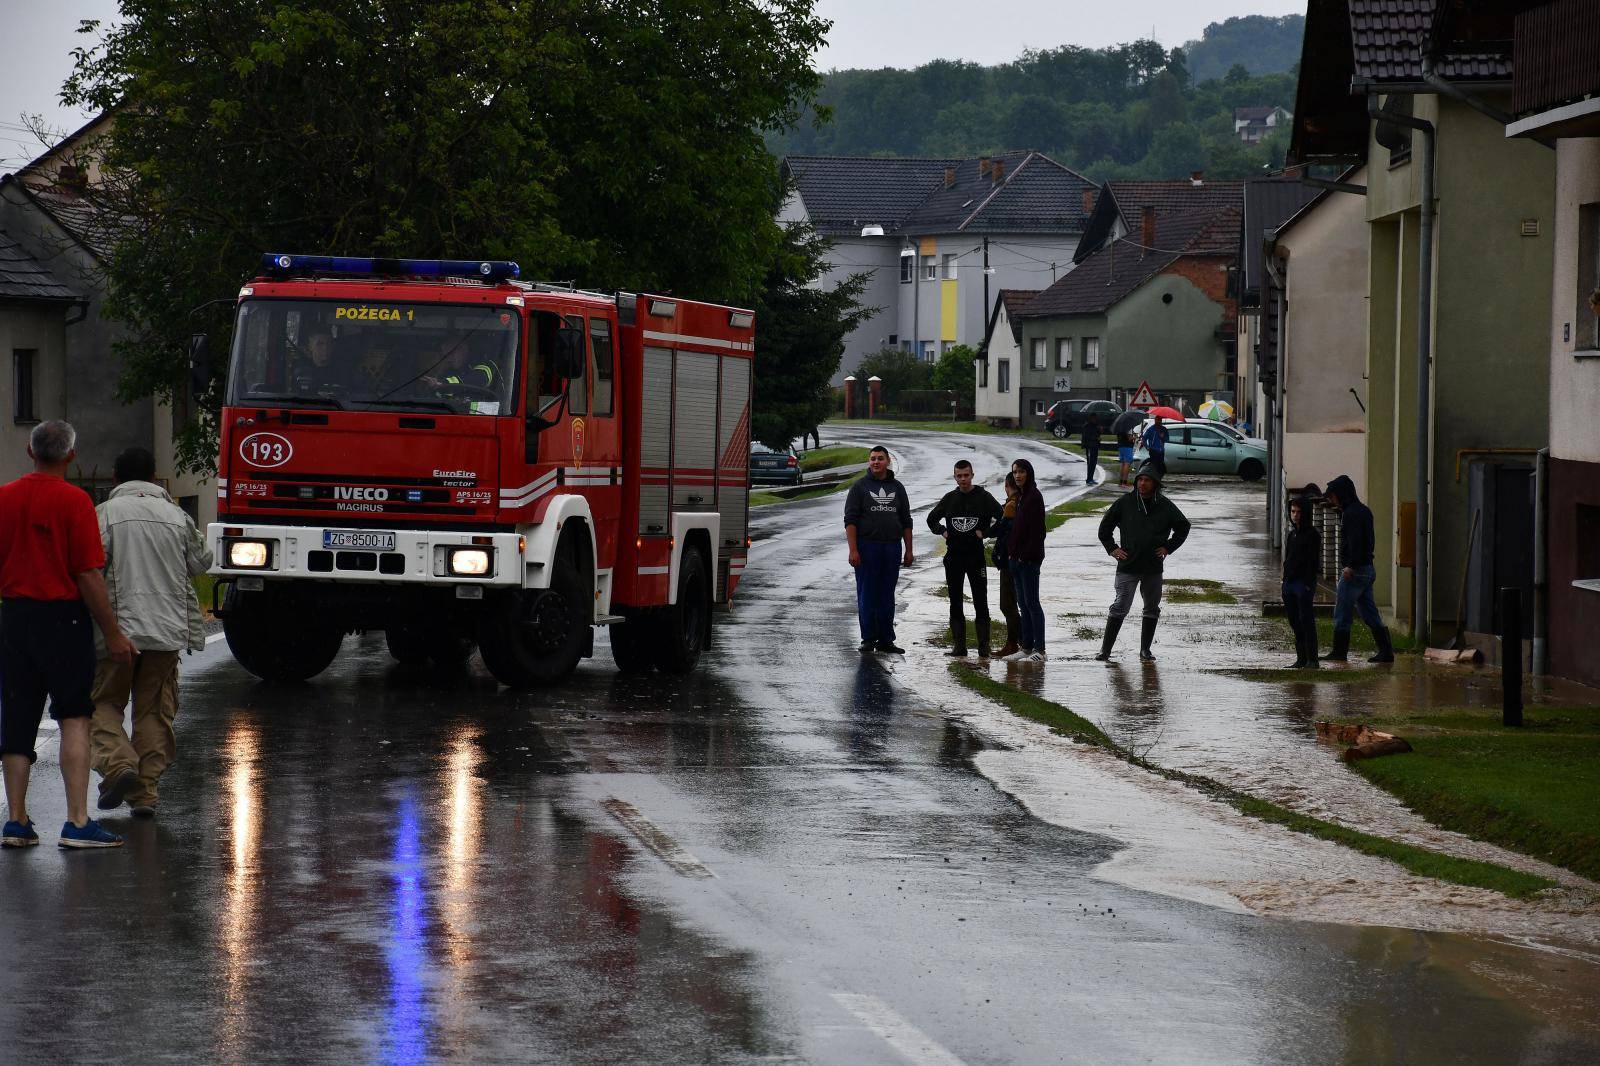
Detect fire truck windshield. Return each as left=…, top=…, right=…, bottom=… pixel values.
left=227, top=299, right=519, bottom=416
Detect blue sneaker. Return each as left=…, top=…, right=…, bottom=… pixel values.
left=2, top=820, right=39, bottom=848
left=58, top=820, right=123, bottom=849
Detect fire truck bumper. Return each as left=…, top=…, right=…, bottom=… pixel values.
left=207, top=523, right=526, bottom=588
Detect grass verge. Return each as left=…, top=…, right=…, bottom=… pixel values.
left=951, top=665, right=1557, bottom=899
left=799, top=446, right=870, bottom=473
left=1331, top=705, right=1600, bottom=882
left=1314, top=616, right=1420, bottom=654
left=750, top=481, right=849, bottom=507
left=1045, top=497, right=1109, bottom=533
left=1166, top=578, right=1238, bottom=605
left=925, top=618, right=1010, bottom=651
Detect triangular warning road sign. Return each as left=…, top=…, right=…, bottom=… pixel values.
left=1128, top=380, right=1157, bottom=408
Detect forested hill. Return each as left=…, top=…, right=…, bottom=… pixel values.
left=771, top=15, right=1305, bottom=183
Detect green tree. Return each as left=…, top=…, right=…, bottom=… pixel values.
left=64, top=0, right=828, bottom=471
left=751, top=221, right=870, bottom=449
left=853, top=348, right=931, bottom=407
left=1141, top=124, right=1208, bottom=179
left=930, top=343, right=977, bottom=410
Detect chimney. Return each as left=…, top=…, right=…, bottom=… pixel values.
left=1190, top=170, right=1204, bottom=186
left=992, top=159, right=1006, bottom=183
left=978, top=156, right=992, bottom=178
left=1141, top=206, right=1156, bottom=249
left=1081, top=187, right=1096, bottom=216
left=944, top=166, right=957, bottom=188
left=56, top=163, right=88, bottom=195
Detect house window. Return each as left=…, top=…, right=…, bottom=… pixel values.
left=1083, top=337, right=1100, bottom=369
left=888, top=334, right=898, bottom=346
left=921, top=255, right=937, bottom=281
left=978, top=359, right=988, bottom=388
left=1030, top=338, right=1046, bottom=370
left=901, top=339, right=913, bottom=352
left=1056, top=338, right=1072, bottom=370
left=1031, top=399, right=1046, bottom=416
left=997, top=359, right=1010, bottom=393
left=943, top=253, right=958, bottom=279
left=900, top=254, right=914, bottom=284
left=940, top=341, right=955, bottom=356
left=920, top=341, right=936, bottom=362
left=12, top=349, right=37, bottom=423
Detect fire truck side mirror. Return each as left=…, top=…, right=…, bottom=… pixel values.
left=189, top=333, right=213, bottom=398
left=555, top=325, right=585, bottom=379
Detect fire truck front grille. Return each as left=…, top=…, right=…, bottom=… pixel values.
left=335, top=551, right=378, bottom=572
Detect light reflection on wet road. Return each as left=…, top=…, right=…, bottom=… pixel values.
left=1, top=428, right=1596, bottom=1063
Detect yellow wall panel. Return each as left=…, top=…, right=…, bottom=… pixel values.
left=940, top=280, right=958, bottom=340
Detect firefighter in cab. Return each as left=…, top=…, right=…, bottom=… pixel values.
left=430, top=336, right=499, bottom=392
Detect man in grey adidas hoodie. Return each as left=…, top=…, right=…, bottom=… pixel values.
left=89, top=447, right=212, bottom=817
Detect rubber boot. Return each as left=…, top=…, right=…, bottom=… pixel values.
left=976, top=618, right=992, bottom=660
left=946, top=623, right=967, bottom=657
left=1139, top=617, right=1158, bottom=661
left=1093, top=616, right=1123, bottom=661
left=1368, top=627, right=1395, bottom=664
left=1292, top=630, right=1318, bottom=665
left=1325, top=630, right=1350, bottom=662
left=1290, top=630, right=1307, bottom=669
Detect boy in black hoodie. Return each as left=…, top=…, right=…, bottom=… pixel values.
left=1324, top=474, right=1394, bottom=663
left=928, top=460, right=1003, bottom=657
left=1282, top=489, right=1323, bottom=668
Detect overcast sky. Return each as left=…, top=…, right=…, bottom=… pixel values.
left=1, top=0, right=1302, bottom=170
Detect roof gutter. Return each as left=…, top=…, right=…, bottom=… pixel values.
left=1419, top=57, right=1554, bottom=150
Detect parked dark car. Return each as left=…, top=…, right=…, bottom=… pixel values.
left=749, top=441, right=803, bottom=485
left=1045, top=399, right=1122, bottom=438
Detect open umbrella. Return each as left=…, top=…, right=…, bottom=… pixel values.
left=1146, top=405, right=1184, bottom=421
left=1110, top=409, right=1145, bottom=436
left=1197, top=399, right=1234, bottom=421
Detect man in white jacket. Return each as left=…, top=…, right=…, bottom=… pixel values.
left=90, top=448, right=212, bottom=817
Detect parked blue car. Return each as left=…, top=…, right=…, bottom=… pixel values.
left=749, top=442, right=803, bottom=485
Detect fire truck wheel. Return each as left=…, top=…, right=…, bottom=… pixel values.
left=654, top=548, right=711, bottom=676
left=609, top=611, right=656, bottom=674
left=477, top=545, right=589, bottom=687
left=223, top=594, right=344, bottom=682
left=384, top=625, right=431, bottom=665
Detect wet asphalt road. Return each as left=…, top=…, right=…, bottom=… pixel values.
left=4, top=428, right=1598, bottom=1064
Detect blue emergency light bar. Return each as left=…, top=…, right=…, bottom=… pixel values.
left=260, top=253, right=521, bottom=282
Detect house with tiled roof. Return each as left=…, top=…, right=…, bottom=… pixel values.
left=1072, top=176, right=1245, bottom=264
left=974, top=289, right=1039, bottom=424
left=1006, top=204, right=1243, bottom=426
left=1287, top=0, right=1553, bottom=651
left=0, top=110, right=215, bottom=518
left=779, top=151, right=1096, bottom=386
left=0, top=230, right=82, bottom=468
left=1233, top=105, right=1292, bottom=143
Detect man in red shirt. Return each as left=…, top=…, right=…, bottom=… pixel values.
left=1, top=421, right=136, bottom=849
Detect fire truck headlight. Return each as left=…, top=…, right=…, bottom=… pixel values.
left=448, top=548, right=491, bottom=576
left=227, top=540, right=271, bottom=568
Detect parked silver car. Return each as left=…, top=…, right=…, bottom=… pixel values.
left=1134, top=421, right=1267, bottom=480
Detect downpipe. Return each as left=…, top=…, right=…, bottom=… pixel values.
left=1533, top=447, right=1549, bottom=675
left=1370, top=93, right=1436, bottom=647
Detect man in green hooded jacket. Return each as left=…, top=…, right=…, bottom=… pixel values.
left=1094, top=460, right=1190, bottom=661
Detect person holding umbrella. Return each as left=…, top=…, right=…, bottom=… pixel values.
left=1140, top=415, right=1169, bottom=477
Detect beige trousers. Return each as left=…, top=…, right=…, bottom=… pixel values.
left=91, top=651, right=180, bottom=807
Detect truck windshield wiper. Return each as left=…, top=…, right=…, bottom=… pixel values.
left=238, top=393, right=345, bottom=410
left=357, top=398, right=458, bottom=413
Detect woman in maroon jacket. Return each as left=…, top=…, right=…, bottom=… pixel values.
left=1003, top=458, right=1047, bottom=662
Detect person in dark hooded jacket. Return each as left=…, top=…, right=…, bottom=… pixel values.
left=1282, top=488, right=1323, bottom=668
left=1323, top=474, right=1393, bottom=663
left=1094, top=460, right=1189, bottom=661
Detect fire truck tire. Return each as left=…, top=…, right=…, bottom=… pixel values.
left=654, top=548, right=711, bottom=676
left=477, top=544, right=589, bottom=687
left=223, top=595, right=344, bottom=682
left=609, top=611, right=656, bottom=674
left=384, top=625, right=431, bottom=665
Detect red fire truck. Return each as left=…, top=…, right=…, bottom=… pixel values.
left=203, top=253, right=753, bottom=685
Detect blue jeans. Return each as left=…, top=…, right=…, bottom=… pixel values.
left=1333, top=564, right=1383, bottom=633
left=1010, top=560, right=1045, bottom=652
left=855, top=540, right=902, bottom=645
left=1282, top=580, right=1316, bottom=646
